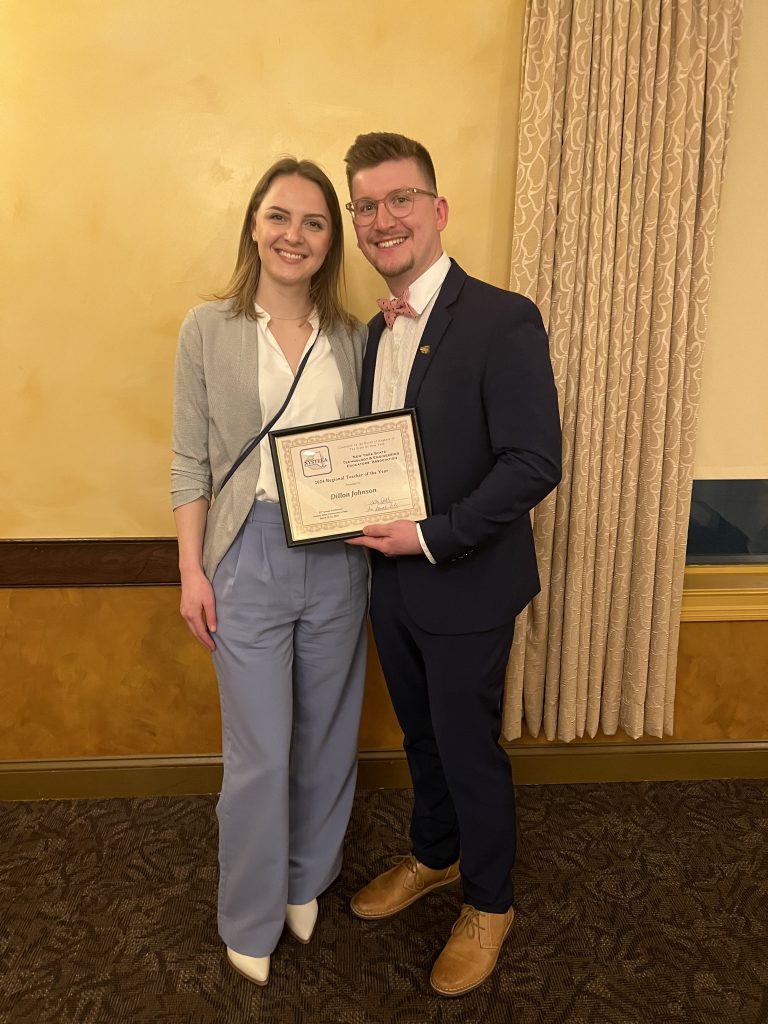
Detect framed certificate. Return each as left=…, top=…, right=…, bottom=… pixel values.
left=269, top=409, right=431, bottom=546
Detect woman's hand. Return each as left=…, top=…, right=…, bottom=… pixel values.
left=179, top=568, right=218, bottom=652
left=174, top=498, right=216, bottom=650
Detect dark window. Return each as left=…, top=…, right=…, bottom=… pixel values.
left=687, top=479, right=768, bottom=564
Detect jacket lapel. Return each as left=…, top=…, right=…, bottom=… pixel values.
left=327, top=324, right=357, bottom=419
left=404, top=259, right=466, bottom=408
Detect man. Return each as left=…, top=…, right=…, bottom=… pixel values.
left=344, top=132, right=561, bottom=996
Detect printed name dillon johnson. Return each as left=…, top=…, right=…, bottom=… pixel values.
left=330, top=488, right=378, bottom=500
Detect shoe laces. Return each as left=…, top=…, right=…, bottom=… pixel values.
left=392, top=854, right=424, bottom=888
left=452, top=905, right=482, bottom=940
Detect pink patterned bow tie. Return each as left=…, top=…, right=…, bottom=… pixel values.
left=377, top=291, right=419, bottom=329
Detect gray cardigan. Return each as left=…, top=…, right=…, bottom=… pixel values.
left=171, top=299, right=366, bottom=580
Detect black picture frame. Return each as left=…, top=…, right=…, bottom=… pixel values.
left=269, top=409, right=432, bottom=547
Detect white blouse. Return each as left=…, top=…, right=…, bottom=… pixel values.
left=253, top=305, right=343, bottom=503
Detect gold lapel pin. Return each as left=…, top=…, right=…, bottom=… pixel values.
left=419, top=345, right=430, bottom=355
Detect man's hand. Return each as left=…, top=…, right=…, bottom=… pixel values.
left=345, top=519, right=423, bottom=557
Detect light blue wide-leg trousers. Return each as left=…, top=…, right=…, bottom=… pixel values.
left=211, top=501, right=368, bottom=957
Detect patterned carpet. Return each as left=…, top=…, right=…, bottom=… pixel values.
left=1, top=779, right=767, bottom=1024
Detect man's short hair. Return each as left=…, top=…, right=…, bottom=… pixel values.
left=344, top=132, right=437, bottom=193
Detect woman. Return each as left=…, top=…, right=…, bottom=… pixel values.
left=171, top=158, right=368, bottom=986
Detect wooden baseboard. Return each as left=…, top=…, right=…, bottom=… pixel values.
left=0, top=756, right=225, bottom=801
left=1, top=743, right=766, bottom=800
left=360, top=742, right=768, bottom=787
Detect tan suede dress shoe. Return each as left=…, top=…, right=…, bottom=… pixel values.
left=430, top=903, right=515, bottom=996
left=350, top=855, right=460, bottom=920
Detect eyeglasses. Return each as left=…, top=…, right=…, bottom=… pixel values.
left=345, top=187, right=437, bottom=225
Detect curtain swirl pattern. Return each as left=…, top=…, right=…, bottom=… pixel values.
left=505, top=0, right=743, bottom=741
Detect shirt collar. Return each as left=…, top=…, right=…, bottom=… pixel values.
left=254, top=302, right=320, bottom=330
left=388, top=252, right=451, bottom=315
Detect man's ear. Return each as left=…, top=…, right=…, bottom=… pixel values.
left=435, top=197, right=449, bottom=232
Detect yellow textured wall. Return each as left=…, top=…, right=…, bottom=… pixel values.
left=1, top=0, right=524, bottom=539
left=0, top=587, right=403, bottom=759
left=695, top=0, right=768, bottom=479
left=0, top=588, right=220, bottom=758
left=2, top=0, right=763, bottom=518
left=3, top=587, right=767, bottom=761
left=2, top=3, right=766, bottom=765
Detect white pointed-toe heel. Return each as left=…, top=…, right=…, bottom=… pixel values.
left=285, top=898, right=318, bottom=943
left=226, top=947, right=270, bottom=986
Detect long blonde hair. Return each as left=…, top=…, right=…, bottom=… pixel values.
left=214, top=158, right=352, bottom=332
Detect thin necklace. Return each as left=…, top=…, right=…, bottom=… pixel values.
left=260, top=308, right=313, bottom=323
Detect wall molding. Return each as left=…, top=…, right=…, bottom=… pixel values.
left=0, top=539, right=179, bottom=587
left=2, top=743, right=767, bottom=801
left=680, top=565, right=768, bottom=621
left=3, top=540, right=766, bottom=619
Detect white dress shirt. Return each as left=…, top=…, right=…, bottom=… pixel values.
left=371, top=252, right=452, bottom=560
left=253, top=305, right=343, bottom=503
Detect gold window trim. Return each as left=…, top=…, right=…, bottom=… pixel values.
left=682, top=565, right=768, bottom=621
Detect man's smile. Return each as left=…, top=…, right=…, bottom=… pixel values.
left=374, top=237, right=408, bottom=249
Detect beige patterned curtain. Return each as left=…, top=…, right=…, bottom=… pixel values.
left=504, top=0, right=743, bottom=741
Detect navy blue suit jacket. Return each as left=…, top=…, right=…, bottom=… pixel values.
left=361, top=260, right=562, bottom=635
